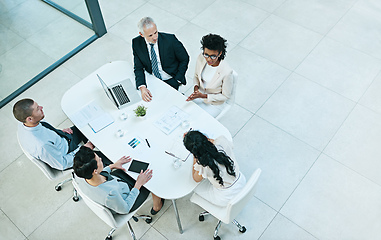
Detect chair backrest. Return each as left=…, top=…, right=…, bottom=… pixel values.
left=72, top=174, right=119, bottom=228
left=226, top=168, right=261, bottom=221
left=215, top=70, right=238, bottom=120
left=17, top=135, right=66, bottom=180
left=226, top=70, right=238, bottom=105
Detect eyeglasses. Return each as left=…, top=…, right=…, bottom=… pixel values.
left=203, top=52, right=218, bottom=60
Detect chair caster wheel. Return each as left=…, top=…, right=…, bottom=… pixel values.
left=105, top=236, right=112, bottom=240
left=132, top=216, right=138, bottom=222
left=73, top=196, right=79, bottom=202
left=199, top=215, right=204, bottom=221
left=55, top=186, right=61, bottom=191
left=239, top=226, right=246, bottom=233
left=214, top=236, right=221, bottom=240
left=145, top=217, right=152, bottom=224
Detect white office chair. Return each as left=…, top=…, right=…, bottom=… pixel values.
left=17, top=136, right=79, bottom=201
left=72, top=173, right=152, bottom=240
left=190, top=168, right=262, bottom=240
left=215, top=70, right=238, bottom=120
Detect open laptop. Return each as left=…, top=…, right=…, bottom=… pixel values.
left=97, top=74, right=140, bottom=109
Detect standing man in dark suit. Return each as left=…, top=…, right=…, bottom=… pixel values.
left=132, top=17, right=190, bottom=102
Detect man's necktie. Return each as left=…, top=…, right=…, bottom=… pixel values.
left=150, top=43, right=162, bottom=80
left=40, top=121, right=72, bottom=144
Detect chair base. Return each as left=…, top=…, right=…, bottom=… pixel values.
left=54, top=177, right=79, bottom=202
left=105, top=215, right=152, bottom=240
left=54, top=177, right=72, bottom=191
left=198, top=211, right=246, bottom=240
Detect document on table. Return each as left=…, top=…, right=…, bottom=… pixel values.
left=88, top=114, right=114, bottom=133
left=154, top=106, right=189, bottom=135
left=69, top=101, right=114, bottom=132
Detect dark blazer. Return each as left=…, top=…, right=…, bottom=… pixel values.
left=132, top=32, right=190, bottom=89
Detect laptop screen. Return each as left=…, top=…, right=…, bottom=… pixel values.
left=97, top=74, right=115, bottom=104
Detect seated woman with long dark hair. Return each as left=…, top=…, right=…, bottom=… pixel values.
left=73, top=146, right=164, bottom=215
left=183, top=130, right=246, bottom=206
left=186, top=34, right=234, bottom=117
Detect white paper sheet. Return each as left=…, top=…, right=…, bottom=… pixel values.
left=154, top=106, right=189, bottom=135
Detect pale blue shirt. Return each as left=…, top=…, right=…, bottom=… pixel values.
left=75, top=166, right=140, bottom=214
left=17, top=122, right=79, bottom=170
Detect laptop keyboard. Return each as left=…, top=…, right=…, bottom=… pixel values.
left=112, top=84, right=130, bottom=105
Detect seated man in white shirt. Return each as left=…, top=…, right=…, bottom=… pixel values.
left=13, top=98, right=96, bottom=170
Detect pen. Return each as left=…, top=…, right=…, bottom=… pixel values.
left=165, top=151, right=181, bottom=159
left=145, top=138, right=151, bottom=148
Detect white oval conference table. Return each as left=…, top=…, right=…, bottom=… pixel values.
left=61, top=61, right=232, bottom=233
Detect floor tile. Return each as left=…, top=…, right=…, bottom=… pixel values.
left=0, top=23, right=23, bottom=56
left=62, top=33, right=132, bottom=79
left=0, top=210, right=25, bottom=240
left=26, top=15, right=93, bottom=61
left=0, top=155, right=73, bottom=236
left=281, top=154, right=381, bottom=240
left=328, top=5, right=381, bottom=59
left=49, top=0, right=83, bottom=12
left=0, top=41, right=54, bottom=99
left=241, top=0, right=287, bottom=13
left=257, top=73, right=355, bottom=151
left=240, top=15, right=322, bottom=70
left=0, top=107, right=23, bottom=172
left=108, top=2, right=188, bottom=45
left=0, top=0, right=28, bottom=14
left=149, top=0, right=215, bottom=21
left=324, top=104, right=381, bottom=185
left=28, top=198, right=111, bottom=240
left=355, top=0, right=381, bottom=13
left=191, top=0, right=269, bottom=44
left=359, top=71, right=381, bottom=114
left=295, top=37, right=381, bottom=102
left=233, top=116, right=320, bottom=210
left=0, top=0, right=62, bottom=39
left=98, top=0, right=146, bottom=29
left=140, top=227, right=167, bottom=240
left=68, top=1, right=91, bottom=23
left=228, top=45, right=291, bottom=113
left=218, top=104, right=254, bottom=137
left=274, top=0, right=353, bottom=35
left=259, top=213, right=317, bottom=240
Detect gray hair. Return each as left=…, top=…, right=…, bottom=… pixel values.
left=137, top=17, right=156, bottom=33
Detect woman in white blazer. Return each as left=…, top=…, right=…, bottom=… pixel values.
left=186, top=34, right=233, bottom=117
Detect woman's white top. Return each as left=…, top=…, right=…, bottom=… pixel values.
left=193, top=136, right=246, bottom=206
left=200, top=64, right=218, bottom=88
left=193, top=135, right=240, bottom=189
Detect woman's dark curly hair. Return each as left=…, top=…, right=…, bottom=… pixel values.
left=73, top=146, right=98, bottom=180
left=183, top=130, right=235, bottom=186
left=200, top=34, right=227, bottom=60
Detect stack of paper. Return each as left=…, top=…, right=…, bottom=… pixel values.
left=69, top=101, right=114, bottom=133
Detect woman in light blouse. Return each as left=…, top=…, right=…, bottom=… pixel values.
left=183, top=130, right=246, bottom=206
left=73, top=147, right=164, bottom=215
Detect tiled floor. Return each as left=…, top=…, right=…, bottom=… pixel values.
left=0, top=0, right=93, bottom=101
left=1, top=0, right=381, bottom=239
